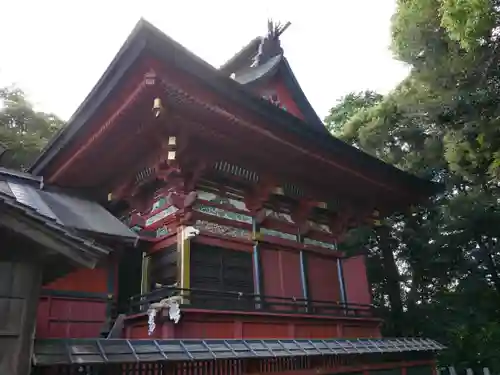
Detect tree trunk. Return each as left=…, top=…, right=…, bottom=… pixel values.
left=484, top=251, right=500, bottom=294
left=378, top=225, right=405, bottom=336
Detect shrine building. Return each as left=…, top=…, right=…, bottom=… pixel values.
left=3, top=18, right=444, bottom=375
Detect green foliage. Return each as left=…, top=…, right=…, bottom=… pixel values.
left=439, top=0, right=496, bottom=51
left=324, top=91, right=383, bottom=135
left=327, top=0, right=500, bottom=368
left=0, top=86, right=63, bottom=170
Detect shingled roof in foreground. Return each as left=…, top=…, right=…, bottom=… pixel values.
left=33, top=338, right=445, bottom=366
left=0, top=167, right=137, bottom=241
left=0, top=167, right=137, bottom=278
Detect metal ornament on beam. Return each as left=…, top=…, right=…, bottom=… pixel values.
left=107, top=97, right=173, bottom=203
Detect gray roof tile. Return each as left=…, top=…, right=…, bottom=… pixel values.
left=0, top=169, right=137, bottom=241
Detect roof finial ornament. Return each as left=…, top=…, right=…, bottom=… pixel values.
left=252, top=19, right=291, bottom=67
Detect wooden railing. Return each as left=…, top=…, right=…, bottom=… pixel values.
left=128, top=286, right=375, bottom=318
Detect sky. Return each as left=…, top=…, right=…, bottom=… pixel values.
left=0, top=0, right=409, bottom=121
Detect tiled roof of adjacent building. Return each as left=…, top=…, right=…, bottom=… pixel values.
left=0, top=167, right=137, bottom=272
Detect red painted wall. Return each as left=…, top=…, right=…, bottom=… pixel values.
left=295, top=323, right=338, bottom=338
left=124, top=309, right=381, bottom=340
left=343, top=324, right=378, bottom=338
left=258, top=76, right=305, bottom=120
left=306, top=253, right=340, bottom=303
left=260, top=247, right=303, bottom=311
left=37, top=294, right=108, bottom=338
left=37, top=266, right=111, bottom=338
left=44, top=267, right=108, bottom=293
left=343, top=255, right=372, bottom=306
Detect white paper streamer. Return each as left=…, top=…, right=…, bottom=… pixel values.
left=147, top=296, right=182, bottom=335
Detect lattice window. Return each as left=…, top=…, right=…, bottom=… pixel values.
left=190, top=243, right=254, bottom=309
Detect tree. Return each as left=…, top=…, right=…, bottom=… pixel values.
left=439, top=0, right=498, bottom=51
left=0, top=86, right=63, bottom=170
left=327, top=0, right=500, bottom=368
left=324, top=91, right=383, bottom=135
left=392, top=0, right=500, bottom=183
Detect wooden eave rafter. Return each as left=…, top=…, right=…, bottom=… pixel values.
left=47, top=79, right=152, bottom=185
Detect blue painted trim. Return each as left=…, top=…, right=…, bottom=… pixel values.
left=252, top=246, right=261, bottom=295
left=337, top=258, right=347, bottom=306
left=252, top=218, right=263, bottom=301
left=299, top=250, right=309, bottom=302
left=297, top=232, right=309, bottom=311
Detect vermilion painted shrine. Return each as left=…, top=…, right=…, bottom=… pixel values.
left=0, top=19, right=443, bottom=375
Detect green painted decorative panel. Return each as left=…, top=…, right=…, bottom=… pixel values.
left=304, top=238, right=337, bottom=250
left=145, top=205, right=178, bottom=227
left=156, top=226, right=169, bottom=237
left=195, top=220, right=250, bottom=239
left=151, top=197, right=167, bottom=212
left=260, top=228, right=297, bottom=241
left=196, top=190, right=249, bottom=211
left=193, top=204, right=252, bottom=224
left=130, top=225, right=142, bottom=233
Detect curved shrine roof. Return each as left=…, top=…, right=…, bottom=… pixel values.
left=28, top=19, right=441, bottom=200
left=232, top=55, right=282, bottom=85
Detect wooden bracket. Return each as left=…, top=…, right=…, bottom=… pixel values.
left=254, top=208, right=268, bottom=225
left=181, top=158, right=211, bottom=192
left=244, top=178, right=277, bottom=213
left=292, top=199, right=316, bottom=235
left=329, top=206, right=356, bottom=241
